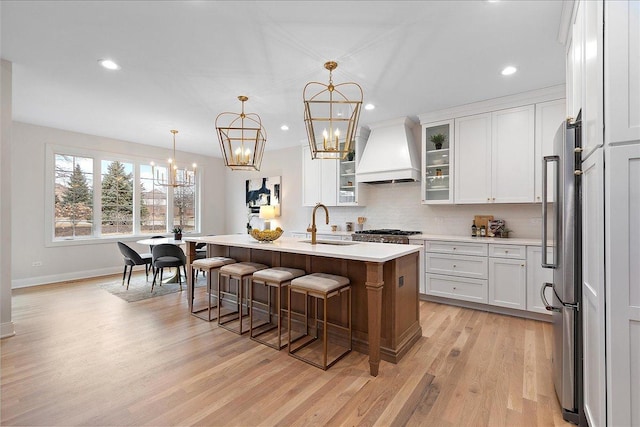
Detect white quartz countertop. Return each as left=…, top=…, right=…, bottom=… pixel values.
left=409, top=234, right=542, bottom=246
left=184, top=234, right=422, bottom=263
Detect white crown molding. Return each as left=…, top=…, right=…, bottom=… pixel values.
left=417, top=84, right=566, bottom=124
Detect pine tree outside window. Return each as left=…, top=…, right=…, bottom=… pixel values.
left=54, top=154, right=94, bottom=238
left=101, top=160, right=134, bottom=235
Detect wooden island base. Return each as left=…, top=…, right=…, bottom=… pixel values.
left=185, top=239, right=422, bottom=376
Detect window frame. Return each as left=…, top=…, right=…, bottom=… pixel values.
left=45, top=144, right=201, bottom=247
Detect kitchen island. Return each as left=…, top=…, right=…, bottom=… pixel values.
left=183, top=234, right=423, bottom=376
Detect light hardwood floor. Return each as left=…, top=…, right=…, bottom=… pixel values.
left=1, top=273, right=571, bottom=426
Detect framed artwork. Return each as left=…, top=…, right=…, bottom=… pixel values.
left=246, top=176, right=281, bottom=215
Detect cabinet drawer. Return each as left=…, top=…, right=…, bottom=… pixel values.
left=426, top=273, right=488, bottom=303
left=489, top=244, right=526, bottom=259
left=426, top=253, right=488, bottom=279
left=426, top=240, right=488, bottom=256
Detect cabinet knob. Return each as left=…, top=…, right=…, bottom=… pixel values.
left=505, top=250, right=509, bottom=253
left=453, top=247, right=457, bottom=250
left=453, top=264, right=457, bottom=268
left=453, top=287, right=457, bottom=290
left=537, top=196, right=541, bottom=200
left=521, top=264, right=525, bottom=267
left=487, top=198, right=490, bottom=201
left=492, top=198, right=496, bottom=201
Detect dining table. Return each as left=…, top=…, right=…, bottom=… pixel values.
left=136, top=237, right=186, bottom=283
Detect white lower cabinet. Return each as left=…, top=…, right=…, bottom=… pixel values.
left=424, top=239, right=547, bottom=318
left=488, top=257, right=526, bottom=310
left=426, top=253, right=488, bottom=280
left=425, top=241, right=488, bottom=304
left=426, top=273, right=488, bottom=303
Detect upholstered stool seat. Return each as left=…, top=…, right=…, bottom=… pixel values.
left=218, top=262, right=268, bottom=334
left=190, top=257, right=236, bottom=321
left=250, top=267, right=306, bottom=350
left=288, top=272, right=352, bottom=370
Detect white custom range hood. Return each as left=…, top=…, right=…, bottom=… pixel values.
left=356, top=117, right=420, bottom=184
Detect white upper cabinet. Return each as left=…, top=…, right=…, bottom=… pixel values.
left=454, top=113, right=492, bottom=203
left=582, top=0, right=604, bottom=159
left=301, top=144, right=337, bottom=207
left=422, top=120, right=454, bottom=204
left=302, top=128, right=369, bottom=207
left=605, top=0, right=640, bottom=146
left=455, top=105, right=535, bottom=204
left=491, top=105, right=535, bottom=203
left=337, top=127, right=369, bottom=206
left=535, top=99, right=566, bottom=202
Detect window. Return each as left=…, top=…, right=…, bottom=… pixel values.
left=54, top=154, right=94, bottom=238
left=140, top=164, right=168, bottom=234
left=49, top=146, right=199, bottom=243
left=173, top=170, right=197, bottom=232
left=101, top=160, right=134, bottom=235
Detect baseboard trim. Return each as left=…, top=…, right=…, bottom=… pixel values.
left=12, top=266, right=122, bottom=289
left=1, top=321, right=15, bottom=338
left=420, top=294, right=552, bottom=323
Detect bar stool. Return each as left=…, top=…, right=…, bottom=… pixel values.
left=218, top=262, right=268, bottom=334
left=249, top=267, right=306, bottom=350
left=190, top=257, right=236, bottom=321
left=288, top=272, right=352, bottom=370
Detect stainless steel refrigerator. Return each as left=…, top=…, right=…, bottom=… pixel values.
left=541, top=115, right=584, bottom=425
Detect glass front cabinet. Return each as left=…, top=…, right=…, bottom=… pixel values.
left=338, top=127, right=370, bottom=206
left=422, top=120, right=454, bottom=204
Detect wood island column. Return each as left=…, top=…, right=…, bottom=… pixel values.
left=365, top=261, right=384, bottom=376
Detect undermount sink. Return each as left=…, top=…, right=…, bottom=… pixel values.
left=300, top=239, right=359, bottom=246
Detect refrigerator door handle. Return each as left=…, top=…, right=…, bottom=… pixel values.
left=541, top=282, right=562, bottom=312
left=542, top=155, right=559, bottom=268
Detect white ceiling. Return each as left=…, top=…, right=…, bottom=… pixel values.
left=0, top=0, right=566, bottom=157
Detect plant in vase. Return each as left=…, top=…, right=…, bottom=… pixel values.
left=429, top=133, right=446, bottom=150
left=171, top=227, right=183, bottom=240
left=346, top=149, right=355, bottom=161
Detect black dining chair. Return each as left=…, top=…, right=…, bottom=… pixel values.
left=151, top=244, right=188, bottom=292
left=149, top=235, right=165, bottom=253
left=117, top=242, right=153, bottom=290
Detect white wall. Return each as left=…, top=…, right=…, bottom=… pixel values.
left=225, top=144, right=544, bottom=239
left=10, top=122, right=226, bottom=288
left=1, top=59, right=15, bottom=337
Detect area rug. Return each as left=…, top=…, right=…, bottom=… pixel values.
left=98, top=273, right=207, bottom=303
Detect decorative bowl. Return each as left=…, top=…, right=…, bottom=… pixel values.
left=250, top=227, right=283, bottom=242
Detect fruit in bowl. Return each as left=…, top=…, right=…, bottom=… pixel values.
left=250, top=227, right=284, bottom=242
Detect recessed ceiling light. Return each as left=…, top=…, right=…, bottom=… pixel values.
left=280, top=124, right=289, bottom=131
left=501, top=66, right=517, bottom=76
left=98, top=59, right=120, bottom=70
left=364, top=103, right=375, bottom=110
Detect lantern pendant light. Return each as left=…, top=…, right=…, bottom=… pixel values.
left=216, top=96, right=267, bottom=171
left=303, top=61, right=363, bottom=160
